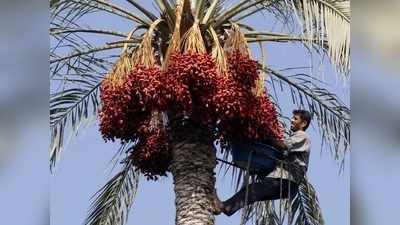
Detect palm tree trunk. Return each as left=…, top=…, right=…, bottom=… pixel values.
left=169, top=121, right=217, bottom=225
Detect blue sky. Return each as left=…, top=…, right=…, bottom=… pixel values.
left=46, top=1, right=349, bottom=225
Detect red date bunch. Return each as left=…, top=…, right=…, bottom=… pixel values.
left=126, top=65, right=168, bottom=110
left=162, top=54, right=192, bottom=112
left=237, top=95, right=283, bottom=141
left=213, top=76, right=253, bottom=120
left=213, top=50, right=283, bottom=141
left=99, top=65, right=166, bottom=142
left=213, top=50, right=260, bottom=122
left=255, top=95, right=284, bottom=141
left=164, top=52, right=220, bottom=125
left=227, top=50, right=260, bottom=89
left=99, top=78, right=147, bottom=142
left=216, top=93, right=283, bottom=141
left=130, top=127, right=172, bottom=180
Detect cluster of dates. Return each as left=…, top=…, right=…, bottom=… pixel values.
left=99, top=65, right=171, bottom=180
left=129, top=126, right=172, bottom=181
left=214, top=50, right=283, bottom=141
left=163, top=52, right=219, bottom=126
left=99, top=65, right=163, bottom=142
left=99, top=50, right=283, bottom=179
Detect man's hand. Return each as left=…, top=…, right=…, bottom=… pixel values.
left=263, top=136, right=288, bottom=150
left=274, top=140, right=288, bottom=151
left=282, top=149, right=289, bottom=157
left=281, top=149, right=290, bottom=160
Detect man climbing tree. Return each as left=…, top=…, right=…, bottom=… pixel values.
left=213, top=109, right=312, bottom=216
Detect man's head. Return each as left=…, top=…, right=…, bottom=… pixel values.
left=290, top=109, right=312, bottom=132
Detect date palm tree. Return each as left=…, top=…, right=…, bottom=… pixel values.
left=50, top=1, right=350, bottom=225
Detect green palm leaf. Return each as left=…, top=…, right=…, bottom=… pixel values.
left=51, top=0, right=151, bottom=26
left=50, top=6, right=144, bottom=170
left=126, top=0, right=158, bottom=21
left=84, top=160, right=140, bottom=225
left=257, top=0, right=350, bottom=75
left=253, top=201, right=281, bottom=225
left=293, top=0, right=350, bottom=75
left=242, top=179, right=324, bottom=225
left=292, top=179, right=325, bottom=225
left=50, top=77, right=102, bottom=171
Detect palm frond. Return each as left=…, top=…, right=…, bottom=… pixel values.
left=51, top=0, right=151, bottom=26
left=291, top=180, right=325, bottom=225
left=84, top=160, right=140, bottom=225
left=126, top=0, right=158, bottom=21
left=50, top=28, right=132, bottom=76
left=50, top=27, right=128, bottom=38
left=214, top=0, right=271, bottom=28
left=265, top=67, right=350, bottom=165
left=50, top=0, right=96, bottom=25
left=235, top=27, right=333, bottom=76
left=108, top=140, right=138, bottom=174
left=241, top=0, right=350, bottom=76
left=245, top=31, right=327, bottom=45
left=240, top=0, right=296, bottom=32
left=154, top=0, right=175, bottom=28
left=245, top=31, right=332, bottom=62
left=50, top=41, right=139, bottom=65
left=271, top=0, right=350, bottom=76
left=251, top=201, right=281, bottom=225
left=243, top=194, right=289, bottom=225
left=237, top=192, right=280, bottom=225
left=50, top=75, right=102, bottom=171
left=49, top=1, right=151, bottom=170
left=50, top=0, right=61, bottom=8
left=244, top=179, right=324, bottom=225
left=50, top=21, right=145, bottom=81
left=231, top=6, right=265, bottom=23
left=201, top=0, right=229, bottom=24
left=49, top=30, right=117, bottom=170
left=292, top=0, right=350, bottom=75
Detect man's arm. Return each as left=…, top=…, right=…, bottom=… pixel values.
left=274, top=140, right=289, bottom=151
left=262, top=136, right=289, bottom=151
left=264, top=132, right=308, bottom=155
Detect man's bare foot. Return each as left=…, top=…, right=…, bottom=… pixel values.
left=212, top=198, right=223, bottom=215
left=211, top=189, right=224, bottom=215
left=222, top=203, right=232, bottom=216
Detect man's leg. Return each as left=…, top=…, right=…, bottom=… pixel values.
left=222, top=178, right=298, bottom=216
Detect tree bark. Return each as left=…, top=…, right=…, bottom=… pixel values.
left=169, top=121, right=217, bottom=225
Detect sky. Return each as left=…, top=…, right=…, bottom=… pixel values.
left=48, top=1, right=350, bottom=225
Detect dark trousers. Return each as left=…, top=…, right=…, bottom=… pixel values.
left=223, top=177, right=298, bottom=216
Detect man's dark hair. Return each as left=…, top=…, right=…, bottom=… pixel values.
left=293, top=109, right=312, bottom=130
